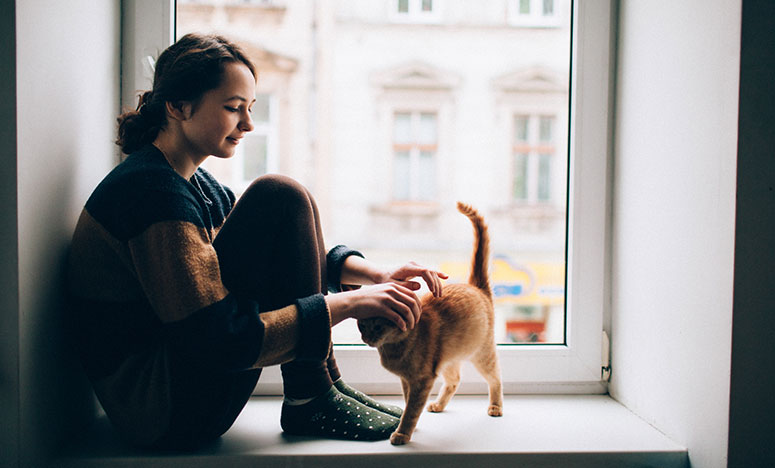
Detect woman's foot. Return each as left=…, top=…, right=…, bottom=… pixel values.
left=280, top=387, right=399, bottom=441
left=334, top=379, right=403, bottom=418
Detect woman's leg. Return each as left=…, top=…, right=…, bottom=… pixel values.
left=213, top=174, right=399, bottom=440
left=214, top=174, right=332, bottom=399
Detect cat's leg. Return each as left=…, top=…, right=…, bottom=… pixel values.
left=427, top=362, right=462, bottom=413
left=471, top=345, right=504, bottom=417
left=390, top=378, right=434, bottom=445
left=400, top=377, right=410, bottom=404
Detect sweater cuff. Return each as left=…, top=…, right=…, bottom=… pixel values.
left=326, top=245, right=364, bottom=293
left=293, top=293, right=331, bottom=362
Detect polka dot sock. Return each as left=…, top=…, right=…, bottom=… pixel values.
left=280, top=387, right=399, bottom=441
left=334, top=379, right=404, bottom=418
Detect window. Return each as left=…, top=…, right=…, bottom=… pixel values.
left=391, top=0, right=441, bottom=23
left=512, top=115, right=557, bottom=204
left=509, top=0, right=562, bottom=27
left=392, top=112, right=437, bottom=201
left=127, top=0, right=614, bottom=395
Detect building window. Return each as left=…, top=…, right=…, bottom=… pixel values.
left=392, top=112, right=437, bottom=201
left=512, top=115, right=556, bottom=204
left=392, top=0, right=441, bottom=23
left=509, top=0, right=561, bottom=27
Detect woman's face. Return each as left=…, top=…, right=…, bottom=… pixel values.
left=180, top=62, right=256, bottom=160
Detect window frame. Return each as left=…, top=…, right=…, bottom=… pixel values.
left=126, top=0, right=614, bottom=395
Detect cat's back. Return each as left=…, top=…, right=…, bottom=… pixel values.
left=421, top=283, right=493, bottom=349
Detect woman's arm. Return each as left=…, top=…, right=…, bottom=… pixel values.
left=341, top=255, right=448, bottom=298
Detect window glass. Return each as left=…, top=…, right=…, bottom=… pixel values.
left=513, top=153, right=529, bottom=200
left=514, top=115, right=529, bottom=142
left=538, top=153, right=552, bottom=201
left=543, top=0, right=555, bottom=16
left=393, top=151, right=411, bottom=200
left=418, top=113, right=437, bottom=145
left=177, top=0, right=571, bottom=345
left=252, top=93, right=271, bottom=123
left=539, top=116, right=554, bottom=142
left=242, top=134, right=268, bottom=180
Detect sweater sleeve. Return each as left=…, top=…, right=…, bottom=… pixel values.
left=128, top=217, right=330, bottom=371
left=326, top=244, right=365, bottom=293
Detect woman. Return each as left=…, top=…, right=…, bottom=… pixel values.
left=67, top=33, right=446, bottom=450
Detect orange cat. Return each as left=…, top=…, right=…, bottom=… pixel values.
left=358, top=202, right=503, bottom=445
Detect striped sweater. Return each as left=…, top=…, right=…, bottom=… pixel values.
left=67, top=145, right=348, bottom=445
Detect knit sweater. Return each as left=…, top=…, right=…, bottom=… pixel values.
left=67, top=145, right=353, bottom=446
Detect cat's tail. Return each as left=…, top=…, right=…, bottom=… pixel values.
left=456, top=201, right=491, bottom=297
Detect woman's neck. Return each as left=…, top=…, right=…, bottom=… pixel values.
left=152, top=131, right=205, bottom=180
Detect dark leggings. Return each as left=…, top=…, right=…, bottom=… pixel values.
left=157, top=174, right=342, bottom=450
left=214, top=173, right=343, bottom=397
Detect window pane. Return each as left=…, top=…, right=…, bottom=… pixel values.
left=513, top=153, right=528, bottom=200
left=418, top=150, right=435, bottom=200
left=242, top=134, right=268, bottom=180
left=418, top=113, right=437, bottom=144
left=393, top=151, right=411, bottom=200
left=538, top=153, right=551, bottom=201
left=543, top=0, right=554, bottom=16
left=253, top=93, right=271, bottom=123
left=177, top=0, right=572, bottom=346
left=393, top=113, right=412, bottom=144
left=514, top=115, right=529, bottom=142
left=539, top=116, right=553, bottom=142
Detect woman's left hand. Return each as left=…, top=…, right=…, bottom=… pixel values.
left=378, top=262, right=448, bottom=298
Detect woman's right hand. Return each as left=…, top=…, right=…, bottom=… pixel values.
left=325, top=283, right=422, bottom=331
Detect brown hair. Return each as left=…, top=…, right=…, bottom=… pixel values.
left=116, top=33, right=257, bottom=154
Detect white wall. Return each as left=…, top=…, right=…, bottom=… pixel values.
left=5, top=1, right=122, bottom=467
left=609, top=1, right=741, bottom=467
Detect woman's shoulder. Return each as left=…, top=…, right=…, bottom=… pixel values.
left=84, top=145, right=205, bottom=240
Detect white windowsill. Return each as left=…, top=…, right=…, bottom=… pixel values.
left=52, top=395, right=687, bottom=468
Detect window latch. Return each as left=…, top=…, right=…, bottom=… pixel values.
left=602, top=330, right=612, bottom=381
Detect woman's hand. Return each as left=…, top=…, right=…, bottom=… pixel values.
left=376, top=261, right=449, bottom=298
left=341, top=256, right=448, bottom=298
left=325, top=283, right=422, bottom=331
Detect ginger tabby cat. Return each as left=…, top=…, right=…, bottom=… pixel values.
left=357, top=202, right=503, bottom=445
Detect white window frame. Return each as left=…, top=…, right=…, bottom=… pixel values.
left=126, top=0, right=614, bottom=395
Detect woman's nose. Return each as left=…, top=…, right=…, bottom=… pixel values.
left=240, top=110, right=254, bottom=132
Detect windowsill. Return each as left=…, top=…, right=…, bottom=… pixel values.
left=52, top=395, right=687, bottom=468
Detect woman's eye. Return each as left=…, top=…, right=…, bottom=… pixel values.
left=225, top=106, right=239, bottom=112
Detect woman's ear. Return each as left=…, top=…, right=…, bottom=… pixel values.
left=165, top=101, right=193, bottom=122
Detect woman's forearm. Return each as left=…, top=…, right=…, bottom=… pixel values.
left=339, top=255, right=387, bottom=286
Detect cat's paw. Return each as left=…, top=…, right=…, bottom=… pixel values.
left=426, top=402, right=445, bottom=413
left=390, top=431, right=411, bottom=445
left=488, top=405, right=503, bottom=417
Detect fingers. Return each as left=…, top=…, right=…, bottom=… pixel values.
left=390, top=262, right=448, bottom=298
left=384, top=283, right=421, bottom=330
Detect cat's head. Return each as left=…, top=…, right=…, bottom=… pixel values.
left=357, top=317, right=405, bottom=347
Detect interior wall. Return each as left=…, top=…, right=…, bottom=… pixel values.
left=727, top=0, right=775, bottom=467
left=609, top=1, right=741, bottom=468
left=13, top=1, right=121, bottom=466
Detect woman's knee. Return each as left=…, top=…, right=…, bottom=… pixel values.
left=242, top=174, right=313, bottom=209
